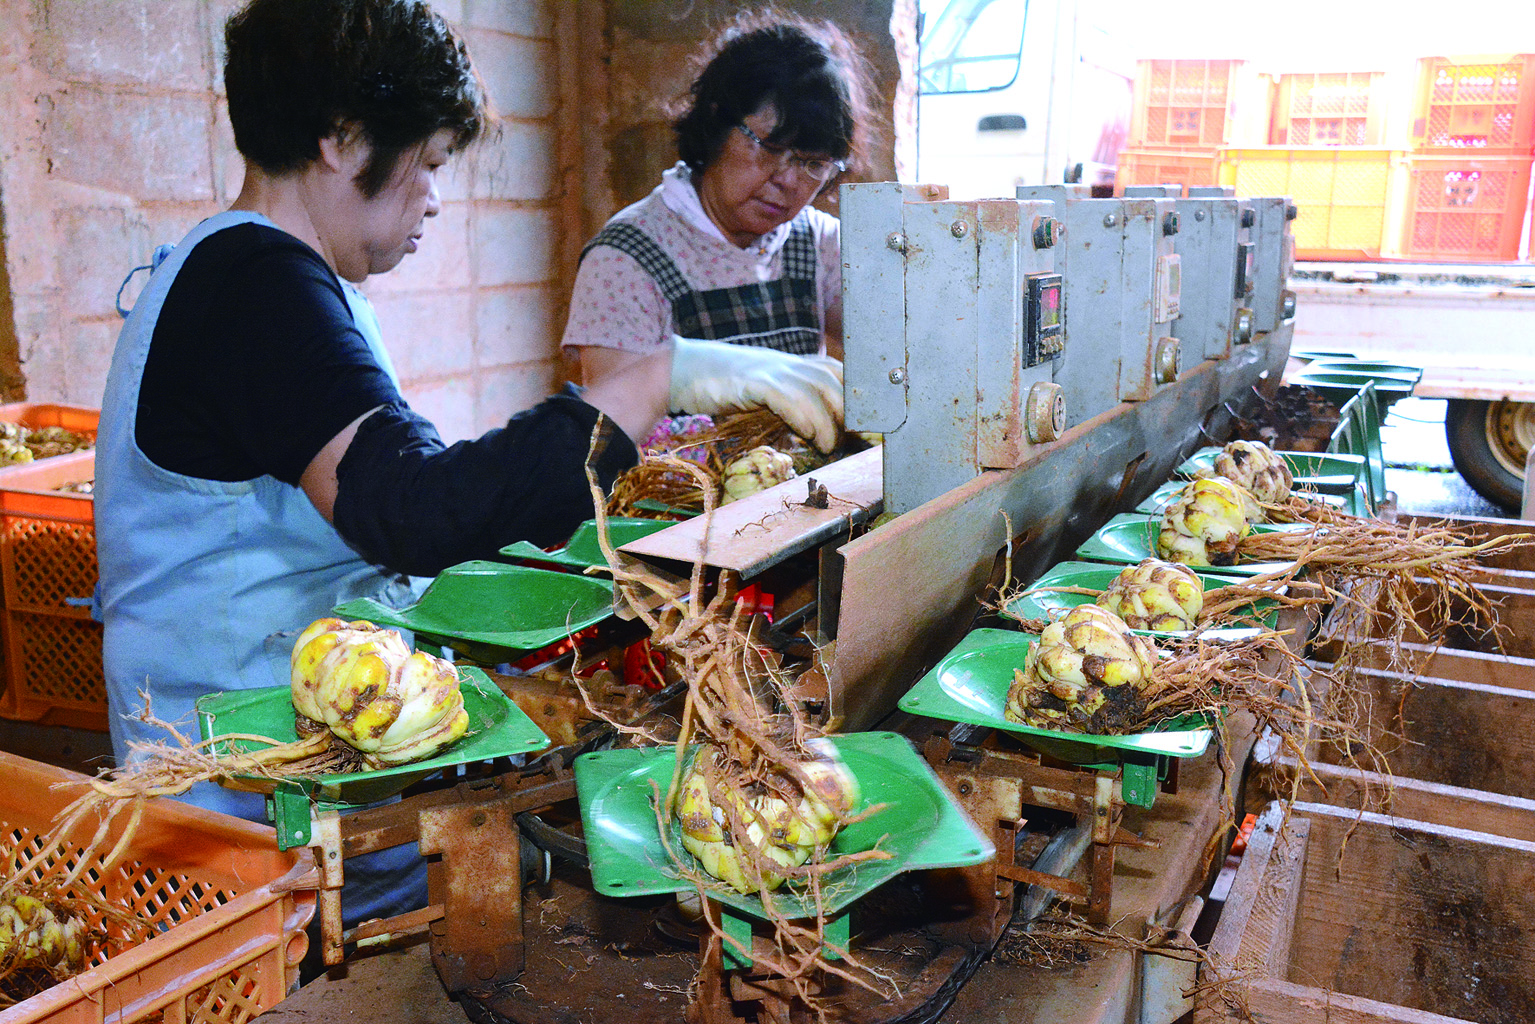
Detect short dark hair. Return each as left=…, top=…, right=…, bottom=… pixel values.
left=673, top=11, right=873, bottom=180
left=224, top=0, right=487, bottom=197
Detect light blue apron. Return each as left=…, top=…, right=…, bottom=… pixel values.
left=95, top=210, right=425, bottom=923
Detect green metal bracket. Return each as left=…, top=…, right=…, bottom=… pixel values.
left=718, top=907, right=849, bottom=971
left=1120, top=760, right=1159, bottom=808
left=270, top=781, right=313, bottom=851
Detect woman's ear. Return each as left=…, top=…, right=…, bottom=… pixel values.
left=317, top=125, right=369, bottom=177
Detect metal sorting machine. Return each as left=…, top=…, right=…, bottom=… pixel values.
left=244, top=180, right=1298, bottom=1024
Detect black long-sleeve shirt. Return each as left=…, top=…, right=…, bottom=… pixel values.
left=138, top=222, right=636, bottom=577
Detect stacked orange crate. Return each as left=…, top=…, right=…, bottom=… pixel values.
left=1219, top=70, right=1398, bottom=260
left=1271, top=71, right=1389, bottom=146
left=0, top=404, right=103, bottom=731
left=1398, top=54, right=1535, bottom=261
left=1118, top=58, right=1267, bottom=193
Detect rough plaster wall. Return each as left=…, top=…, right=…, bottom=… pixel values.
left=0, top=0, right=566, bottom=442
left=594, top=0, right=913, bottom=225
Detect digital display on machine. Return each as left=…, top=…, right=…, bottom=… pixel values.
left=1025, top=273, right=1064, bottom=366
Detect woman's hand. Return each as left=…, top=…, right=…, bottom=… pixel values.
left=668, top=337, right=844, bottom=453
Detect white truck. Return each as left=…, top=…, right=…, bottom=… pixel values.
left=1289, top=263, right=1535, bottom=508
left=915, top=0, right=1133, bottom=198
left=915, top=0, right=1535, bottom=510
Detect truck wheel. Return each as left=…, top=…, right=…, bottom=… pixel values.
left=1445, top=398, right=1531, bottom=511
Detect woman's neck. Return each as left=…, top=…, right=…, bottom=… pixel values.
left=693, top=176, right=757, bottom=249
left=230, top=165, right=333, bottom=269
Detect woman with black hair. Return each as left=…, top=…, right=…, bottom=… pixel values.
left=563, top=14, right=874, bottom=454
left=93, top=0, right=668, bottom=928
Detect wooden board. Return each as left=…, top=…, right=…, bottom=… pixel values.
left=1272, top=758, right=1535, bottom=844
left=1307, top=661, right=1535, bottom=797
left=1199, top=804, right=1492, bottom=1024
left=1309, top=640, right=1535, bottom=694
left=1205, top=802, right=1307, bottom=982
left=1287, top=802, right=1535, bottom=1021
left=1212, top=979, right=1489, bottom=1024
left=618, top=446, right=882, bottom=577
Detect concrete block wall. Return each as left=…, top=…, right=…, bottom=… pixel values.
left=0, top=0, right=566, bottom=442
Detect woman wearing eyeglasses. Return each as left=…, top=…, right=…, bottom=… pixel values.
left=562, top=14, right=873, bottom=454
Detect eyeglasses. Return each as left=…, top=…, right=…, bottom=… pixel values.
left=735, top=124, right=847, bottom=184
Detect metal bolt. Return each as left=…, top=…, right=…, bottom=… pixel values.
left=1286, top=203, right=1299, bottom=221
left=886, top=231, right=906, bottom=252
left=1154, top=337, right=1179, bottom=384
left=1194, top=209, right=1206, bottom=222
left=1026, top=382, right=1065, bottom=443
left=1102, top=212, right=1118, bottom=228
left=1235, top=308, right=1254, bottom=344
left=889, top=367, right=907, bottom=385
left=470, top=811, right=487, bottom=827
left=1032, top=216, right=1061, bottom=248
left=1282, top=290, right=1297, bottom=321
left=950, top=219, right=970, bottom=239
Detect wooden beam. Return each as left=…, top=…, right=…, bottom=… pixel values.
left=1272, top=758, right=1535, bottom=844
left=1306, top=668, right=1535, bottom=796
left=1288, top=801, right=1535, bottom=1021
left=1213, top=978, right=1487, bottom=1024
left=1309, top=641, right=1535, bottom=693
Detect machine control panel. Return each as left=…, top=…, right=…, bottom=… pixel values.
left=1025, top=272, right=1064, bottom=365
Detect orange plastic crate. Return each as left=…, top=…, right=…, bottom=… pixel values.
left=1129, top=58, right=1269, bottom=149
left=1410, top=54, right=1535, bottom=152
left=1398, top=154, right=1533, bottom=261
left=1115, top=146, right=1222, bottom=193
left=1271, top=71, right=1390, bottom=146
left=0, top=403, right=97, bottom=482
left=0, top=454, right=103, bottom=730
left=0, top=750, right=315, bottom=1023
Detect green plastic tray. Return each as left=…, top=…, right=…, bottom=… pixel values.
left=1075, top=513, right=1303, bottom=577
left=1303, top=361, right=1422, bottom=383
left=333, top=560, right=614, bottom=652
left=196, top=667, right=549, bottom=806
left=1289, top=371, right=1414, bottom=403
left=575, top=732, right=993, bottom=921
left=499, top=517, right=672, bottom=570
left=1005, top=561, right=1278, bottom=639
left=1176, top=447, right=1367, bottom=491
left=898, top=628, right=1213, bottom=766
left=1136, top=479, right=1360, bottom=517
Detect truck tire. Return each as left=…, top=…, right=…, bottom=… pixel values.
left=1444, top=398, right=1531, bottom=511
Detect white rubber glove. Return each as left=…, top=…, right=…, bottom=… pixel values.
left=669, top=337, right=844, bottom=453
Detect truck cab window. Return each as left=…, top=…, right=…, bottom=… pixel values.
left=918, top=0, right=1028, bottom=94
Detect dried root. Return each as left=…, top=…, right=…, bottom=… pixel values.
left=583, top=428, right=900, bottom=1019
left=606, top=409, right=858, bottom=518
